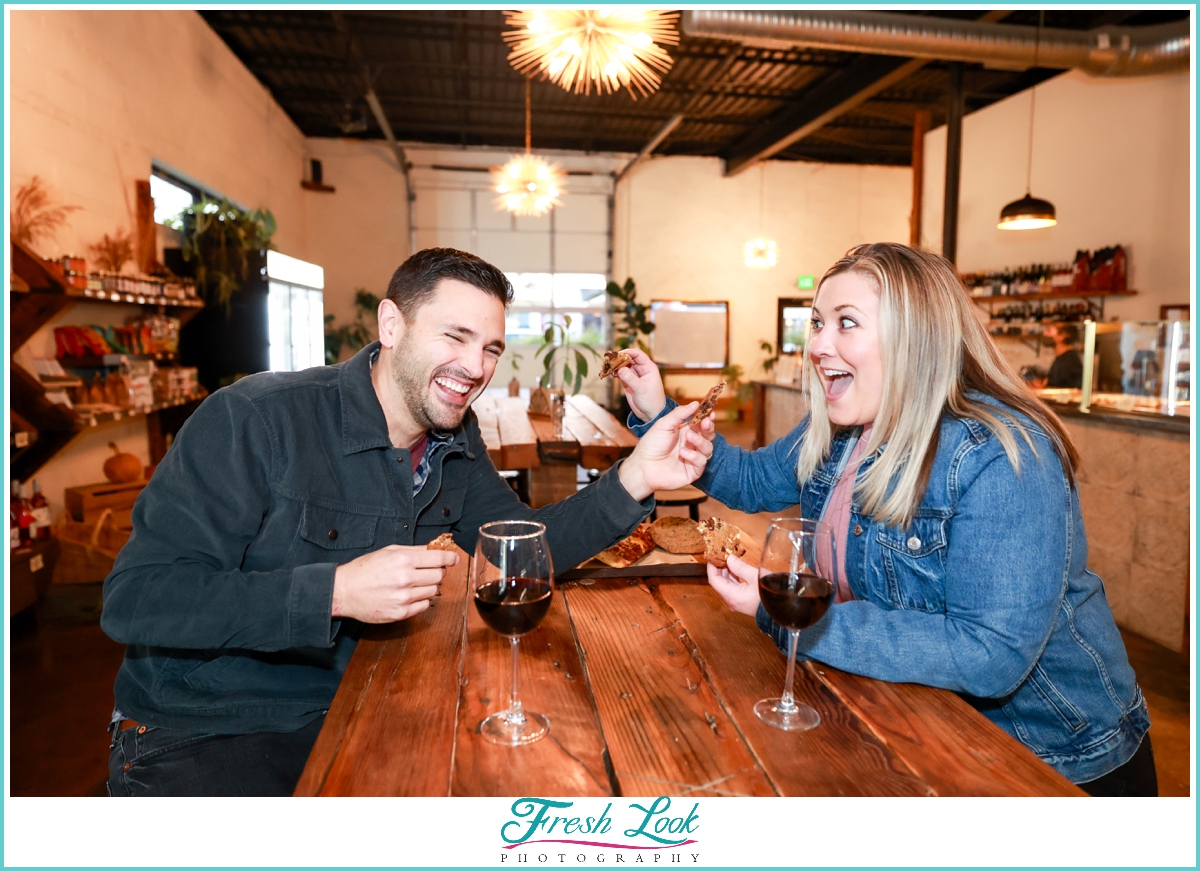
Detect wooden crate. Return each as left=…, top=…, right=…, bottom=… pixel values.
left=52, top=509, right=132, bottom=585
left=64, top=480, right=146, bottom=523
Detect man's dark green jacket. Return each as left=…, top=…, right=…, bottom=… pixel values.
left=101, top=342, right=651, bottom=733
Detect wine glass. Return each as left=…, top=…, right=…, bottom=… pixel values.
left=473, top=520, right=555, bottom=746
left=754, top=517, right=837, bottom=731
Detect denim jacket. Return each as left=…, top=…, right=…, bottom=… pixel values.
left=632, top=398, right=1149, bottom=784
left=101, top=343, right=652, bottom=735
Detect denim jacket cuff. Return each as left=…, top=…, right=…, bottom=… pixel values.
left=627, top=397, right=678, bottom=437
left=289, top=562, right=339, bottom=647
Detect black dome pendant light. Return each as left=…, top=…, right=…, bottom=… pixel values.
left=999, top=11, right=1057, bottom=231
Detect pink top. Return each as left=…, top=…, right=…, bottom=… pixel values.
left=821, top=425, right=872, bottom=603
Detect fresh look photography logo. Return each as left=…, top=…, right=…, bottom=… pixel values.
left=499, top=796, right=700, bottom=865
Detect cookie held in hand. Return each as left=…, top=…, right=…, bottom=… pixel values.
left=598, top=348, right=634, bottom=380
left=427, top=532, right=456, bottom=551
left=682, top=380, right=725, bottom=427
left=700, top=517, right=745, bottom=568
left=650, top=516, right=706, bottom=555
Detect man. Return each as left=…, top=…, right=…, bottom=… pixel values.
left=1039, top=322, right=1084, bottom=389
left=102, top=248, right=712, bottom=796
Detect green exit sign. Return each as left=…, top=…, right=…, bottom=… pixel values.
left=797, top=275, right=815, bottom=290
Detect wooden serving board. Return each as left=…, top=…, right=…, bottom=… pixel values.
left=559, top=533, right=762, bottom=581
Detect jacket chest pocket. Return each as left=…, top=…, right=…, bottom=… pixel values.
left=420, top=484, right=466, bottom=535
left=875, top=516, right=948, bottom=612
left=299, top=504, right=379, bottom=557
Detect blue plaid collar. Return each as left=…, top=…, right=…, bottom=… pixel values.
left=412, top=428, right=455, bottom=495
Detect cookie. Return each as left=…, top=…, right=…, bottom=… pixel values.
left=598, top=348, right=634, bottom=379
left=650, top=516, right=706, bottom=554
left=700, top=517, right=745, bottom=568
left=427, top=532, right=456, bottom=551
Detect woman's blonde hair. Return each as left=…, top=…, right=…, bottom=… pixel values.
left=796, top=242, right=1079, bottom=527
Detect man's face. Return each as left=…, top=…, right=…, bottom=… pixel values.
left=390, top=278, right=506, bottom=431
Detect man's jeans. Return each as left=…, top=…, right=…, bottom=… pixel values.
left=108, top=716, right=325, bottom=797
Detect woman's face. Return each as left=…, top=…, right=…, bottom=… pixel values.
left=809, top=271, right=884, bottom=427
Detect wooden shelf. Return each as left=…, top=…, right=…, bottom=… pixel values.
left=59, top=352, right=178, bottom=368
left=970, top=289, right=1137, bottom=304
left=9, top=239, right=207, bottom=480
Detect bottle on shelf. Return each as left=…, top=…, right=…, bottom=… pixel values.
left=10, top=480, right=33, bottom=549
left=29, top=479, right=51, bottom=542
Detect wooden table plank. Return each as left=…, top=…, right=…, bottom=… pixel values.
left=472, top=397, right=504, bottom=467
left=295, top=547, right=472, bottom=796
left=810, top=666, right=1085, bottom=796
left=568, top=395, right=638, bottom=449
left=561, top=578, right=777, bottom=797
left=564, top=405, right=626, bottom=470
left=494, top=396, right=541, bottom=469
left=656, top=580, right=931, bottom=796
left=452, top=578, right=613, bottom=796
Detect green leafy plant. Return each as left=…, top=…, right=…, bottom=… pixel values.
left=720, top=363, right=747, bottom=422
left=758, top=339, right=780, bottom=376
left=168, top=198, right=276, bottom=310
left=605, top=277, right=655, bottom=352
left=324, top=289, right=381, bottom=364
left=536, top=315, right=600, bottom=395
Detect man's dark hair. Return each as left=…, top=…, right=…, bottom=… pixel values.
left=386, top=247, right=513, bottom=321
left=1055, top=323, right=1081, bottom=345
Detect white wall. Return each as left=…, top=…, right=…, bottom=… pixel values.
left=614, top=156, right=912, bottom=396
left=921, top=70, right=1191, bottom=322
left=9, top=10, right=311, bottom=521
left=305, top=140, right=625, bottom=329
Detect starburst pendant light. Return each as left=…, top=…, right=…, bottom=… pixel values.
left=502, top=9, right=679, bottom=99
left=999, top=11, right=1057, bottom=231
left=745, top=163, right=778, bottom=268
left=492, top=79, right=565, bottom=217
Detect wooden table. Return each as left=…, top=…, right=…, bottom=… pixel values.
left=296, top=554, right=1084, bottom=797
left=473, top=394, right=638, bottom=507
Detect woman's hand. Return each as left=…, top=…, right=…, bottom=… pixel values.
left=617, top=401, right=714, bottom=501
left=614, top=348, right=667, bottom=423
left=707, top=553, right=761, bottom=616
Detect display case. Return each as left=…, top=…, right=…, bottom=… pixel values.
left=1036, top=319, right=1190, bottom=419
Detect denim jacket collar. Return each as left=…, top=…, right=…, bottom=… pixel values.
left=338, top=341, right=474, bottom=459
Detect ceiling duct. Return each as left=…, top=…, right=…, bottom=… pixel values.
left=682, top=10, right=1190, bottom=77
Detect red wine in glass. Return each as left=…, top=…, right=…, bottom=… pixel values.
left=473, top=520, right=555, bottom=746
left=758, top=571, right=834, bottom=631
left=474, top=578, right=553, bottom=636
left=755, top=518, right=837, bottom=732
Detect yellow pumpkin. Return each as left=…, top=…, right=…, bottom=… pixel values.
left=103, top=442, right=142, bottom=483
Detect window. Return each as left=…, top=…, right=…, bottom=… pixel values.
left=149, top=169, right=200, bottom=225
left=504, top=272, right=607, bottom=350
left=777, top=297, right=813, bottom=355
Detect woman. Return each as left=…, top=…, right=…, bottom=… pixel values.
left=616, top=243, right=1154, bottom=796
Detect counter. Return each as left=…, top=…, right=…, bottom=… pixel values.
left=753, top=381, right=1190, bottom=653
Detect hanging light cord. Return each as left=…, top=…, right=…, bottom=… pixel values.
left=524, top=78, right=532, bottom=154
left=1025, top=11, right=1044, bottom=195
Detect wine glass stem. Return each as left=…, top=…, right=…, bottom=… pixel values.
left=507, top=635, right=526, bottom=725
left=779, top=629, right=800, bottom=712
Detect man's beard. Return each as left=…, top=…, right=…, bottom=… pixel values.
left=390, top=334, right=476, bottom=432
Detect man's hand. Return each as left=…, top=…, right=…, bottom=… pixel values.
left=617, top=401, right=715, bottom=501
left=614, top=348, right=667, bottom=423
left=707, top=554, right=761, bottom=617
left=332, top=545, right=459, bottom=623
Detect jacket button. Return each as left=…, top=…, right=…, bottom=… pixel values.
left=852, top=524, right=863, bottom=536
left=328, top=529, right=338, bottom=541
left=403, top=523, right=409, bottom=530
left=907, top=536, right=921, bottom=550
left=442, top=506, right=451, bottom=517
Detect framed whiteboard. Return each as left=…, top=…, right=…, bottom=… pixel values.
left=649, top=300, right=729, bottom=372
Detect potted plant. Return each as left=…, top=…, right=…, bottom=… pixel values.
left=168, top=198, right=276, bottom=311
left=528, top=315, right=599, bottom=416
left=324, top=289, right=381, bottom=364
left=605, top=277, right=655, bottom=352
left=722, top=341, right=779, bottom=422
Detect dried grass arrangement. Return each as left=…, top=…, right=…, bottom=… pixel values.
left=11, top=175, right=80, bottom=251
left=89, top=229, right=135, bottom=273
